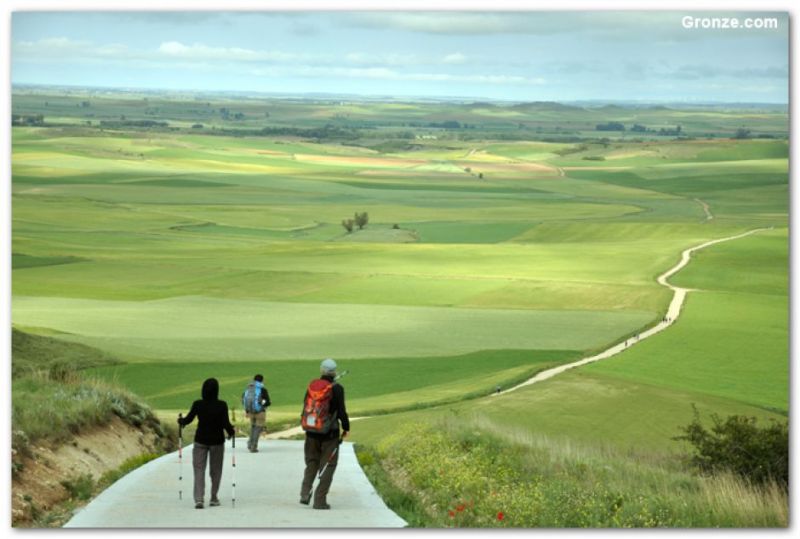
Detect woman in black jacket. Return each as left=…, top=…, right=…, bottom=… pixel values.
left=178, top=378, right=235, bottom=509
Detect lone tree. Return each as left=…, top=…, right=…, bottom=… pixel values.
left=341, top=218, right=355, bottom=233
left=354, top=211, right=369, bottom=230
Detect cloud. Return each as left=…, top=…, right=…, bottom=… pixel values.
left=442, top=53, right=467, bottom=65
left=343, top=11, right=788, bottom=41
left=157, top=41, right=304, bottom=63
left=250, top=65, right=544, bottom=86
left=14, top=37, right=93, bottom=56
left=669, top=64, right=788, bottom=80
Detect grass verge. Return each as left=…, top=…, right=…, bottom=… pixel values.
left=359, top=417, right=788, bottom=528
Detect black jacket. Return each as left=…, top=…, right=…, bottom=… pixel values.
left=180, top=378, right=235, bottom=446
left=303, top=375, right=350, bottom=440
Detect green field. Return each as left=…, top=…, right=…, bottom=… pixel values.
left=11, top=90, right=789, bottom=526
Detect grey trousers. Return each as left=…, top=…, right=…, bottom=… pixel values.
left=247, top=411, right=265, bottom=451
left=300, top=435, right=340, bottom=505
left=192, top=442, right=224, bottom=503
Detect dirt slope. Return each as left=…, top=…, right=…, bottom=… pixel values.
left=12, top=416, right=167, bottom=527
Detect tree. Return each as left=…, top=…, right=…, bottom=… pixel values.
left=354, top=212, right=369, bottom=230
left=675, top=407, right=788, bottom=490
left=341, top=219, right=354, bottom=233
left=734, top=127, right=752, bottom=139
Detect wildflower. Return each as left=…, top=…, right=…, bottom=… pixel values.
left=497, top=511, right=505, bottom=521
left=448, top=510, right=455, bottom=518
left=456, top=504, right=466, bottom=512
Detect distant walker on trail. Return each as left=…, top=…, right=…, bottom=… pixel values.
left=242, top=374, right=272, bottom=453
left=178, top=378, right=236, bottom=509
left=299, top=358, right=350, bottom=510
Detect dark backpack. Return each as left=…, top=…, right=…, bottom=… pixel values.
left=301, top=379, right=338, bottom=434
left=243, top=381, right=263, bottom=414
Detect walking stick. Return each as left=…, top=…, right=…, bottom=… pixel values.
left=231, top=432, right=236, bottom=509
left=178, top=413, right=183, bottom=501
left=317, top=434, right=345, bottom=480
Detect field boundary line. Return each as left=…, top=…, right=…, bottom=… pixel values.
left=492, top=227, right=771, bottom=397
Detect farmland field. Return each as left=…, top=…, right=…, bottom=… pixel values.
left=11, top=90, right=788, bottom=442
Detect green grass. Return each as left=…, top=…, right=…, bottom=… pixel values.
left=86, top=349, right=579, bottom=418
left=9, top=94, right=790, bottom=528
left=583, top=229, right=788, bottom=412
left=351, top=369, right=783, bottom=454
left=360, top=419, right=787, bottom=527
left=11, top=327, right=122, bottom=378
left=14, top=295, right=650, bottom=361
left=11, top=253, right=85, bottom=269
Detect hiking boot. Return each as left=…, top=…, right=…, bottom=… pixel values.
left=249, top=448, right=259, bottom=453
left=313, top=502, right=331, bottom=510
left=209, top=498, right=220, bottom=507
left=299, top=495, right=311, bottom=505
left=195, top=502, right=204, bottom=509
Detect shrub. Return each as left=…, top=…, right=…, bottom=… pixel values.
left=60, top=474, right=95, bottom=501
left=675, top=408, right=788, bottom=490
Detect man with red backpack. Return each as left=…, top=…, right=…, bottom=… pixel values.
left=299, top=358, right=350, bottom=510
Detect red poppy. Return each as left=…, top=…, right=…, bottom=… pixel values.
left=448, top=510, right=455, bottom=518
left=456, top=504, right=466, bottom=512
left=497, top=511, right=505, bottom=521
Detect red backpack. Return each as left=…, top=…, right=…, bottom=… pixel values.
left=301, top=379, right=338, bottom=434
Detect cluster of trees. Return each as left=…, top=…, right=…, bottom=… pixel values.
left=258, top=125, right=359, bottom=141
left=98, top=119, right=169, bottom=128
left=595, top=121, right=626, bottom=131
left=219, top=107, right=246, bottom=120
left=397, top=120, right=478, bottom=130
left=12, top=114, right=45, bottom=126
left=342, top=212, right=369, bottom=233
left=656, top=126, right=683, bottom=136
left=595, top=122, right=684, bottom=136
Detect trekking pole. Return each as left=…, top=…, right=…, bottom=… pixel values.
left=178, top=413, right=183, bottom=501
left=231, top=432, right=236, bottom=509
left=317, top=434, right=345, bottom=480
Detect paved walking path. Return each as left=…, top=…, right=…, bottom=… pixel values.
left=493, top=227, right=768, bottom=396
left=64, top=439, right=406, bottom=528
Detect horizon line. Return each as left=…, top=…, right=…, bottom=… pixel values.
left=10, top=82, right=789, bottom=107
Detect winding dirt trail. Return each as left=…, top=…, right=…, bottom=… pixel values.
left=492, top=227, right=769, bottom=397
left=694, top=198, right=714, bottom=221
left=262, top=227, right=769, bottom=437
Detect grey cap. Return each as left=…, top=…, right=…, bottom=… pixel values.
left=320, top=358, right=337, bottom=375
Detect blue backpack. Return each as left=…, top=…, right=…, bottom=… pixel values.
left=243, top=381, right=263, bottom=413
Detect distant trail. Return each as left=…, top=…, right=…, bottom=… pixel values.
left=261, top=228, right=769, bottom=431
left=694, top=198, right=713, bottom=221
left=265, top=418, right=366, bottom=440
left=492, top=227, right=769, bottom=397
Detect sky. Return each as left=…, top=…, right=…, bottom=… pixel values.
left=9, top=10, right=792, bottom=103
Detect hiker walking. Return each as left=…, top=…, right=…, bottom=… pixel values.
left=299, top=358, right=350, bottom=510
left=242, top=374, right=271, bottom=453
left=178, top=378, right=235, bottom=509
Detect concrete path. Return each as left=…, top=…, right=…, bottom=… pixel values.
left=494, top=227, right=768, bottom=396
left=64, top=439, right=406, bottom=528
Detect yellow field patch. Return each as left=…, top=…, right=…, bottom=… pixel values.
left=294, top=153, right=426, bottom=168
left=163, top=158, right=291, bottom=174
left=462, top=161, right=560, bottom=175
left=605, top=150, right=660, bottom=160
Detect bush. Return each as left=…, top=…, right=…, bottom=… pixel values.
left=675, top=408, right=788, bottom=490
